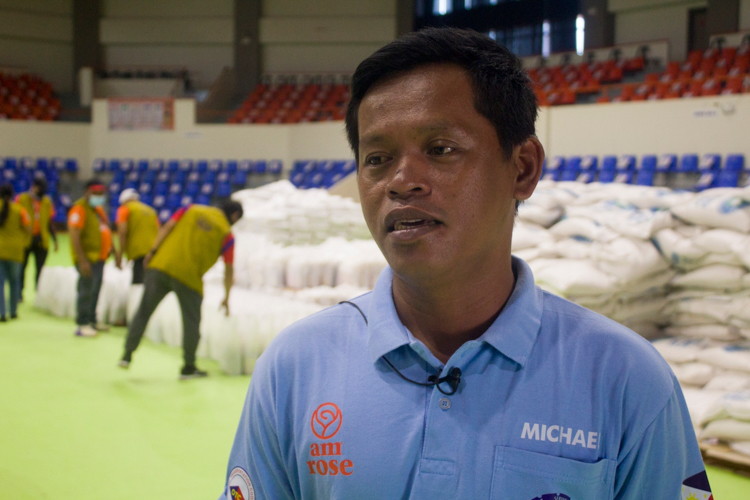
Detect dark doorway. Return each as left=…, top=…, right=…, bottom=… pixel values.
left=688, top=7, right=708, bottom=53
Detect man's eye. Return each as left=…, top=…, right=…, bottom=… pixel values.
left=366, top=155, right=387, bottom=166
left=430, top=146, right=454, bottom=155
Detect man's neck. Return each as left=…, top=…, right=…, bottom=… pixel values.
left=392, top=256, right=515, bottom=365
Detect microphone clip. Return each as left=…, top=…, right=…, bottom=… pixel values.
left=428, top=367, right=462, bottom=396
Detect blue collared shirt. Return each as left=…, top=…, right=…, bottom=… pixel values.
left=219, top=257, right=707, bottom=500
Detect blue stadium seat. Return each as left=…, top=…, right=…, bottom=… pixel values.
left=657, top=154, right=677, bottom=173
left=203, top=171, right=216, bottom=184
left=716, top=154, right=745, bottom=188
left=4, top=157, right=18, bottom=170
left=290, top=171, right=305, bottom=187
left=138, top=183, right=152, bottom=195
left=185, top=182, right=199, bottom=196
left=113, top=171, right=126, bottom=184
left=152, top=195, right=166, bottom=209
left=254, top=160, right=267, bottom=174
left=200, top=183, right=214, bottom=196
left=140, top=193, right=152, bottom=206
left=36, top=158, right=49, bottom=171
left=309, top=172, right=325, bottom=188
left=576, top=156, right=597, bottom=183
left=560, top=156, right=582, bottom=182
left=149, top=159, right=164, bottom=171
left=208, top=159, right=222, bottom=172
left=142, top=170, right=157, bottom=184
left=217, top=172, right=230, bottom=184
left=107, top=159, right=121, bottom=172
left=137, top=159, right=149, bottom=172
left=22, top=157, right=35, bottom=170
left=14, top=178, right=29, bottom=193
left=93, top=158, right=106, bottom=173
left=216, top=182, right=232, bottom=197
left=678, top=154, right=699, bottom=173
left=542, top=156, right=565, bottom=181
left=124, top=172, right=139, bottom=190
left=166, top=194, right=181, bottom=210
left=597, top=156, right=618, bottom=183
left=120, top=159, right=134, bottom=172
left=635, top=155, right=658, bottom=186
left=268, top=160, right=283, bottom=175
left=2, top=169, right=16, bottom=183
left=154, top=182, right=169, bottom=196
left=167, top=159, right=179, bottom=173
left=695, top=154, right=721, bottom=191
left=172, top=170, right=187, bottom=185
left=342, top=160, right=356, bottom=174
left=224, top=160, right=238, bottom=173
left=611, top=155, right=635, bottom=184
left=186, top=172, right=200, bottom=184
left=180, top=195, right=193, bottom=207
left=168, top=183, right=182, bottom=195
left=158, top=208, right=172, bottom=223
left=238, top=160, right=253, bottom=173
left=179, top=159, right=193, bottom=172
left=196, top=194, right=211, bottom=205
left=195, top=160, right=208, bottom=173
left=156, top=171, right=170, bottom=183
left=232, top=171, right=248, bottom=186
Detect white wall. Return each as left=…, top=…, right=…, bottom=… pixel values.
left=100, top=0, right=233, bottom=89
left=0, top=0, right=73, bottom=92
left=741, top=0, right=750, bottom=31
left=609, top=0, right=707, bottom=62
left=546, top=94, right=750, bottom=159
left=0, top=120, right=90, bottom=172
left=260, top=0, right=396, bottom=75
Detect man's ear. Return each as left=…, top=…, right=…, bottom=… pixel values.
left=513, top=136, right=544, bottom=202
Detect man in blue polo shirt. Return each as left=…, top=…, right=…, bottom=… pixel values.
left=219, top=28, right=710, bottom=500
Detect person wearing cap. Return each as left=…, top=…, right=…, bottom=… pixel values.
left=0, top=183, right=31, bottom=321
left=68, top=179, right=110, bottom=337
left=15, top=177, right=58, bottom=300
left=114, top=188, right=159, bottom=285
left=120, top=200, right=243, bottom=379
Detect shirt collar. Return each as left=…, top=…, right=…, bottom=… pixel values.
left=366, top=257, right=544, bottom=368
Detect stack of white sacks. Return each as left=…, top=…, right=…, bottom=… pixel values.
left=35, top=179, right=750, bottom=455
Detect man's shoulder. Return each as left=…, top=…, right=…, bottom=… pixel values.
left=540, top=291, right=674, bottom=393
left=258, top=293, right=373, bottom=367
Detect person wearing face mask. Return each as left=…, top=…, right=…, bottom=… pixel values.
left=15, top=177, right=58, bottom=301
left=67, top=179, right=109, bottom=337
left=0, top=183, right=32, bottom=322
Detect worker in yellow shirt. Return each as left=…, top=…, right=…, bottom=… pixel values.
left=68, top=179, right=110, bottom=337
left=0, top=183, right=31, bottom=321
left=120, top=200, right=243, bottom=379
left=15, top=177, right=58, bottom=301
left=114, top=188, right=159, bottom=284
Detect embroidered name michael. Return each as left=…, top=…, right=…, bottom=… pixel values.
left=521, top=422, right=599, bottom=449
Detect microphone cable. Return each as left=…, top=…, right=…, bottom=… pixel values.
left=339, top=301, right=462, bottom=396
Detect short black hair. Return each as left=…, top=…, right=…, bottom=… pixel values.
left=345, top=27, right=538, bottom=162
left=221, top=200, right=243, bottom=223
left=33, top=176, right=48, bottom=191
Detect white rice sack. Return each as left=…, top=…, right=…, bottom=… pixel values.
left=611, top=296, right=668, bottom=324
left=664, top=294, right=736, bottom=324
left=618, top=186, right=695, bottom=210
left=665, top=324, right=741, bottom=342
left=544, top=237, right=593, bottom=260
left=566, top=201, right=674, bottom=240
left=704, top=372, right=750, bottom=392
left=652, top=337, right=713, bottom=363
left=517, top=203, right=563, bottom=228
left=701, top=390, right=750, bottom=424
left=206, top=310, right=242, bottom=376
left=548, top=217, right=619, bottom=242
left=651, top=227, right=708, bottom=270
left=126, top=284, right=144, bottom=325
left=701, top=418, right=750, bottom=441
left=592, top=237, right=670, bottom=283
left=529, top=258, right=620, bottom=297
left=682, top=388, right=728, bottom=427
left=670, top=264, right=747, bottom=291
left=511, top=222, right=553, bottom=251
left=513, top=247, right=542, bottom=262
left=733, top=237, right=750, bottom=269
left=729, top=441, right=750, bottom=457
left=620, top=269, right=676, bottom=298
left=671, top=189, right=750, bottom=232
left=693, top=229, right=749, bottom=254
left=148, top=292, right=182, bottom=347
left=697, top=345, right=750, bottom=373
left=669, top=313, right=721, bottom=326
left=669, top=362, right=716, bottom=387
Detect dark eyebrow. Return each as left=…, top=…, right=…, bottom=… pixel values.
left=359, top=123, right=457, bottom=148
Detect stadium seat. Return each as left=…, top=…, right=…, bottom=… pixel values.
left=635, top=155, right=657, bottom=186
left=268, top=160, right=283, bottom=175
left=203, top=171, right=216, bottom=184
left=185, top=182, right=200, bottom=197
left=238, top=160, right=253, bottom=173
left=232, top=171, right=248, bottom=186
left=137, top=159, right=149, bottom=172
left=208, top=160, right=222, bottom=172
left=138, top=183, right=152, bottom=195
left=149, top=159, right=164, bottom=172
left=107, top=159, right=121, bottom=172
left=172, top=170, right=187, bottom=185
left=598, top=156, right=618, bottom=183
left=180, top=195, right=193, bottom=207
left=542, top=156, right=565, bottom=181
left=93, top=158, right=106, bottom=173
left=158, top=208, right=172, bottom=223
left=195, top=160, right=208, bottom=173
left=678, top=154, right=699, bottom=173
left=254, top=161, right=267, bottom=174
left=217, top=172, right=230, bottom=184
left=120, top=159, right=134, bottom=172
left=179, top=159, right=193, bottom=172
left=216, top=182, right=232, bottom=197
left=196, top=194, right=211, bottom=205
left=4, top=157, right=18, bottom=170
left=224, top=160, right=238, bottom=174
left=614, top=155, right=635, bottom=183
left=560, top=156, right=582, bottom=182
left=152, top=195, right=166, bottom=209
left=167, top=159, right=179, bottom=173
left=166, top=194, right=181, bottom=210
left=716, top=154, right=745, bottom=188
left=168, top=183, right=182, bottom=195
left=142, top=170, right=157, bottom=183
left=200, top=183, right=214, bottom=197
left=290, top=171, right=305, bottom=187
left=694, top=154, right=721, bottom=191
left=140, top=193, right=152, bottom=206
left=342, top=160, right=356, bottom=174
left=22, top=157, right=35, bottom=170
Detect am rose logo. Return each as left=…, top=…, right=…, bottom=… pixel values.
left=311, top=402, right=342, bottom=440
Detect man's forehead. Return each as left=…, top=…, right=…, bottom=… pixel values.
left=360, top=122, right=458, bottom=146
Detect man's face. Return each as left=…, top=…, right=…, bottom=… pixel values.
left=357, top=63, right=520, bottom=282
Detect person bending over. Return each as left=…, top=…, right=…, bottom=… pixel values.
left=120, top=201, right=243, bottom=379
left=218, top=28, right=710, bottom=500
left=114, top=188, right=159, bottom=284
left=16, top=177, right=58, bottom=301
left=0, top=183, right=31, bottom=321
left=68, top=179, right=109, bottom=337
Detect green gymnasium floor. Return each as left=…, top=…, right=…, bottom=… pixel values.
left=1, top=235, right=749, bottom=499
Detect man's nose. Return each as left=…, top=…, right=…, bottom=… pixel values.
left=387, top=154, right=431, bottom=199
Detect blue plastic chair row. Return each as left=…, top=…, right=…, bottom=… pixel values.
left=2, top=156, right=77, bottom=173
left=290, top=159, right=356, bottom=189
left=542, top=154, right=747, bottom=189
left=94, top=158, right=283, bottom=176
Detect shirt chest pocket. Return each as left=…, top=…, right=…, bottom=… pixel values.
left=489, top=446, right=615, bottom=500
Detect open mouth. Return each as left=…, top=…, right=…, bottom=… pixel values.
left=389, top=219, right=440, bottom=232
